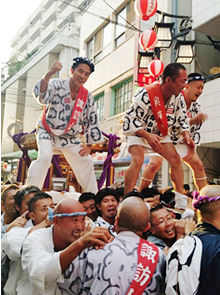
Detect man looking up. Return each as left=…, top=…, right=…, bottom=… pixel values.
left=123, top=63, right=195, bottom=209
left=26, top=57, right=103, bottom=194
left=21, top=198, right=111, bottom=294
left=139, top=73, right=207, bottom=192
left=95, top=188, right=119, bottom=236
left=58, top=196, right=166, bottom=295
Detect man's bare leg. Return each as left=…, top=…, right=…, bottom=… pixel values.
left=139, top=156, right=163, bottom=192
left=183, top=152, right=207, bottom=190
left=159, top=143, right=184, bottom=194
left=124, top=145, right=145, bottom=196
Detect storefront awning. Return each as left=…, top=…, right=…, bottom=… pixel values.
left=1, top=150, right=38, bottom=160
left=91, top=142, right=149, bottom=165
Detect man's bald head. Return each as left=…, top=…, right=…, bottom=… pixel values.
left=198, top=185, right=220, bottom=219
left=116, top=197, right=150, bottom=234
left=54, top=198, right=85, bottom=215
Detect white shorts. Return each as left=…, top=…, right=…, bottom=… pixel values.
left=150, top=143, right=196, bottom=159
left=127, top=135, right=172, bottom=153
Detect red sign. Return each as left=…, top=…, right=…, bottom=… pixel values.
left=138, top=73, right=156, bottom=87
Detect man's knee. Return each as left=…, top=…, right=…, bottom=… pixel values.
left=130, top=146, right=145, bottom=169
left=148, top=157, right=163, bottom=172
left=187, top=156, right=204, bottom=172
left=168, top=152, right=181, bottom=166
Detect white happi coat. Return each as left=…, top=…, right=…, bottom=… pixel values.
left=33, top=78, right=104, bottom=147
left=186, top=99, right=202, bottom=145
left=123, top=86, right=189, bottom=144
left=58, top=231, right=166, bottom=295
left=94, top=216, right=117, bottom=237
left=1, top=219, right=33, bottom=295
left=21, top=226, right=63, bottom=295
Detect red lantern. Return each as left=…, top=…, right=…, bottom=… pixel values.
left=134, top=0, right=158, bottom=21
left=139, top=29, right=158, bottom=51
left=148, top=59, right=164, bottom=78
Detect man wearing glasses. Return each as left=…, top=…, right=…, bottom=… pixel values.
left=148, top=204, right=196, bottom=253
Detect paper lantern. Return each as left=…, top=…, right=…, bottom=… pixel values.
left=139, top=29, right=158, bottom=51
left=134, top=0, right=158, bottom=21
left=148, top=59, right=164, bottom=77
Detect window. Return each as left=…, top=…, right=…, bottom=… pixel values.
left=113, top=78, right=133, bottom=115
left=115, top=2, right=135, bottom=48
left=95, top=93, right=104, bottom=121
left=87, top=22, right=111, bottom=63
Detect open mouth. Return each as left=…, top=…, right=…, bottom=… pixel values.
left=108, top=208, right=116, bottom=214
left=166, top=228, right=175, bottom=235
left=72, top=231, right=81, bottom=238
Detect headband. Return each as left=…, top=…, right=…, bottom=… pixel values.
left=47, top=207, right=87, bottom=221
left=192, top=191, right=220, bottom=209
left=53, top=212, right=87, bottom=218
left=186, top=75, right=206, bottom=84
left=72, top=57, right=95, bottom=73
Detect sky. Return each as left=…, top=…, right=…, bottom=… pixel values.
left=1, top=0, right=43, bottom=66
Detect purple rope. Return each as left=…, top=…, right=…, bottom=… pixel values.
left=12, top=130, right=36, bottom=183
left=98, top=132, right=121, bottom=189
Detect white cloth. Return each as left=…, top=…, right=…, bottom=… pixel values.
left=94, top=216, right=117, bottom=237
left=166, top=235, right=202, bottom=295
left=127, top=134, right=172, bottom=151
left=149, top=95, right=202, bottom=158
left=123, top=87, right=189, bottom=145
left=26, top=78, right=103, bottom=193
left=184, top=99, right=202, bottom=145
left=21, top=226, right=63, bottom=295
left=1, top=220, right=33, bottom=295
left=58, top=231, right=166, bottom=295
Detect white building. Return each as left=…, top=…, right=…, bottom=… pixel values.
left=1, top=0, right=220, bottom=188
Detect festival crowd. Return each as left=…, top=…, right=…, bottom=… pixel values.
left=1, top=57, right=219, bottom=295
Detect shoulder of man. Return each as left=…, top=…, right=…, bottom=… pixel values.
left=166, top=235, right=202, bottom=295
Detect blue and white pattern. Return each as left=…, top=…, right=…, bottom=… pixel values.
left=59, top=231, right=166, bottom=295
left=33, top=78, right=103, bottom=148
left=123, top=87, right=190, bottom=144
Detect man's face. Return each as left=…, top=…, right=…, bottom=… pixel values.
left=170, top=69, right=188, bottom=96
left=150, top=208, right=175, bottom=241
left=71, top=63, right=91, bottom=88
left=81, top=199, right=98, bottom=221
left=97, top=195, right=118, bottom=222
left=56, top=215, right=86, bottom=245
left=30, top=198, right=54, bottom=225
left=186, top=80, right=204, bottom=102
left=17, top=192, right=36, bottom=215
left=2, top=189, right=18, bottom=215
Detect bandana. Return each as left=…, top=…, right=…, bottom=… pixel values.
left=72, top=57, right=95, bottom=73
left=47, top=206, right=87, bottom=221
left=192, top=191, right=220, bottom=209
left=145, top=82, right=168, bottom=136
left=186, top=75, right=206, bottom=84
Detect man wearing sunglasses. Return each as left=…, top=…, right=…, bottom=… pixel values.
left=21, top=198, right=111, bottom=295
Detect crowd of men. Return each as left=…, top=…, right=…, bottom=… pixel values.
left=1, top=182, right=220, bottom=295
left=1, top=58, right=219, bottom=294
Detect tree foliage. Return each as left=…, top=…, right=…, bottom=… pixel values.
left=1, top=49, right=38, bottom=86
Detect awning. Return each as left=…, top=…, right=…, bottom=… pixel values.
left=91, top=142, right=149, bottom=165
left=1, top=150, right=38, bottom=160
